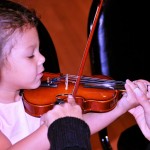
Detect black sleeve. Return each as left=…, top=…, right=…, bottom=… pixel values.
left=47, top=117, right=92, bottom=150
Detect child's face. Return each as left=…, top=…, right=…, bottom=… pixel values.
left=1, top=27, right=45, bottom=90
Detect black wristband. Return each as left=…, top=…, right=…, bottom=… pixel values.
left=48, top=117, right=91, bottom=150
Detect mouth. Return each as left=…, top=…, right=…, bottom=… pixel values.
left=38, top=69, right=44, bottom=78
left=36, top=73, right=43, bottom=80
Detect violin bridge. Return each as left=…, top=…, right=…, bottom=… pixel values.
left=65, top=74, right=68, bottom=90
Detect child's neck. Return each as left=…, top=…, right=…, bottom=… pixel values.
left=0, top=89, right=21, bottom=103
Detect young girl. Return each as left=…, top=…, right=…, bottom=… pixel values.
left=0, top=0, right=142, bottom=149
left=0, top=1, right=91, bottom=149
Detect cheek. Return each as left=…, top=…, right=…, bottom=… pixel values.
left=22, top=59, right=36, bottom=71
left=22, top=66, right=37, bottom=81
left=21, top=71, right=41, bottom=89
left=8, top=58, right=40, bottom=89
left=16, top=63, right=39, bottom=87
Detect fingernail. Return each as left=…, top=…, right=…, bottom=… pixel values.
left=134, top=88, right=142, bottom=96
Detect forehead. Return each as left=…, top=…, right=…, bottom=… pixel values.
left=8, top=27, right=39, bottom=51
left=15, top=27, right=39, bottom=45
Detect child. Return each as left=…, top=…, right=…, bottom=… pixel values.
left=0, top=0, right=140, bottom=149
left=0, top=1, right=91, bottom=149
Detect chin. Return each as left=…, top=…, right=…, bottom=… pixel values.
left=28, top=80, right=41, bottom=89
left=33, top=82, right=41, bottom=89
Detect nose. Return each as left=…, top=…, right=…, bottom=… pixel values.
left=38, top=53, right=45, bottom=65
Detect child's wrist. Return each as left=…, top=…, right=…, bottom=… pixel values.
left=116, top=100, right=128, bottom=114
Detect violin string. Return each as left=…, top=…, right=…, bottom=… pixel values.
left=56, top=74, right=125, bottom=85
left=46, top=74, right=125, bottom=90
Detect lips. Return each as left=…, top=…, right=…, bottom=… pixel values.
left=37, top=70, right=43, bottom=78
left=37, top=66, right=45, bottom=78
left=37, top=71, right=43, bottom=79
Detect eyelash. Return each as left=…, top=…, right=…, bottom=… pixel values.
left=28, top=55, right=34, bottom=58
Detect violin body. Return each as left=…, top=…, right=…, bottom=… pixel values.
left=23, top=0, right=114, bottom=117
left=23, top=72, right=123, bottom=117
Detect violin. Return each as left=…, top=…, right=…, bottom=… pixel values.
left=23, top=72, right=125, bottom=117
left=23, top=0, right=125, bottom=117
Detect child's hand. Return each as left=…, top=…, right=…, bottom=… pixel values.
left=133, top=79, right=150, bottom=99
left=126, top=79, right=150, bottom=140
left=117, top=79, right=140, bottom=112
left=40, top=95, right=83, bottom=127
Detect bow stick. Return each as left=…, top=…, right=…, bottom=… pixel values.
left=72, top=0, right=104, bottom=97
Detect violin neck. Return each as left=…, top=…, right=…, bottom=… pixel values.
left=41, top=74, right=125, bottom=91
left=83, top=81, right=125, bottom=91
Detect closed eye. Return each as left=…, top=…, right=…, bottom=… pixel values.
left=28, top=55, right=34, bottom=58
